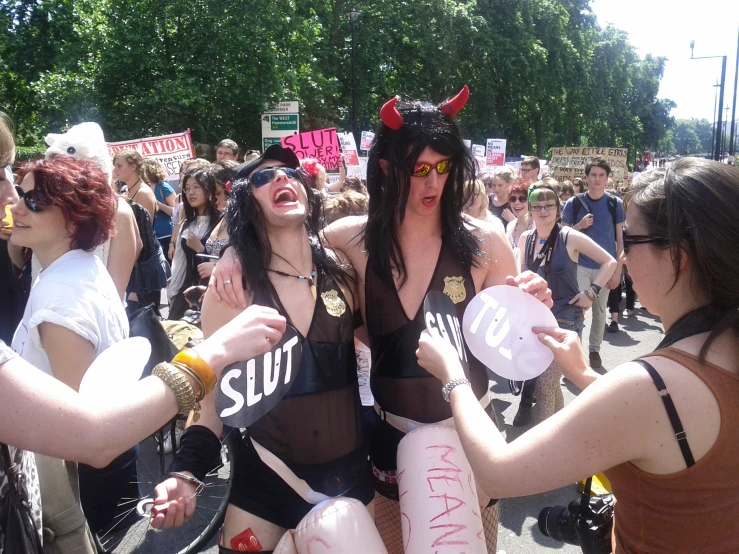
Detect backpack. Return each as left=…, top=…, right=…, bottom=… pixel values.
left=572, top=192, right=619, bottom=239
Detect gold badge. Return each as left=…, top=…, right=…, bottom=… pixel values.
left=443, top=276, right=466, bottom=304
left=321, top=290, right=347, bottom=318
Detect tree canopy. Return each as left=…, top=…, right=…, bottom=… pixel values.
left=1, top=0, right=675, bottom=161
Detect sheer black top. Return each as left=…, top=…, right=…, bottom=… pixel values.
left=248, top=265, right=363, bottom=465
left=365, top=238, right=489, bottom=424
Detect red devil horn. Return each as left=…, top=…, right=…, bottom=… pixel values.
left=440, top=85, right=470, bottom=118
left=380, top=96, right=404, bottom=130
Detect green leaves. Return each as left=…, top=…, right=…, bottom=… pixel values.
left=2, top=0, right=673, bottom=158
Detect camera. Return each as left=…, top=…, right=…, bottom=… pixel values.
left=538, top=488, right=615, bottom=554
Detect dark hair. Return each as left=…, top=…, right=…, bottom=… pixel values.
left=521, top=156, right=540, bottom=170
left=560, top=181, right=575, bottom=196
left=211, top=161, right=237, bottom=187
left=365, top=99, right=483, bottom=288
left=217, top=139, right=238, bottom=155
left=226, top=171, right=354, bottom=301
left=630, top=159, right=739, bottom=359
left=585, top=157, right=611, bottom=177
left=181, top=168, right=220, bottom=229
left=17, top=156, right=116, bottom=251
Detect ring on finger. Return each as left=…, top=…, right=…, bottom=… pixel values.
left=223, top=279, right=233, bottom=285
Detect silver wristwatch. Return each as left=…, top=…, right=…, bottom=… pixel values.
left=0, top=340, right=18, bottom=366
left=441, top=378, right=472, bottom=402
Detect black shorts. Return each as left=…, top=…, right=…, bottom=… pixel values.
left=228, top=435, right=375, bottom=530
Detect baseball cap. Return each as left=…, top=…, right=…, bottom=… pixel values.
left=233, top=144, right=300, bottom=181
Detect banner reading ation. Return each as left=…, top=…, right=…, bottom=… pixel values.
left=281, top=128, right=342, bottom=169
left=107, top=130, right=194, bottom=182
left=549, top=147, right=628, bottom=182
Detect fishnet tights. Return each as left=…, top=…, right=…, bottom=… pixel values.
left=373, top=492, right=499, bottom=553
left=532, top=360, right=564, bottom=425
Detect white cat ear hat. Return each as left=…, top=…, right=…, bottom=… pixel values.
left=45, top=122, right=113, bottom=184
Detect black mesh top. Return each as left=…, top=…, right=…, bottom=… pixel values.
left=365, top=239, right=489, bottom=423
left=247, top=264, right=363, bottom=465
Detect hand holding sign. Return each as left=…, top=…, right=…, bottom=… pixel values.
left=215, top=325, right=302, bottom=428
left=462, top=286, right=556, bottom=381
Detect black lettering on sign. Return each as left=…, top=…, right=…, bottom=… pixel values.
left=215, top=325, right=302, bottom=428
left=423, top=291, right=469, bottom=372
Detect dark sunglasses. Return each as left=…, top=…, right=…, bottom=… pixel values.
left=510, top=195, right=527, bottom=203
left=410, top=159, right=453, bottom=178
left=15, top=185, right=47, bottom=213
left=622, top=227, right=668, bottom=254
left=250, top=167, right=301, bottom=188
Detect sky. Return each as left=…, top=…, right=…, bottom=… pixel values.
left=590, top=0, right=739, bottom=124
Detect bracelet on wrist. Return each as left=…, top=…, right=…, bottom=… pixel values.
left=152, top=362, right=199, bottom=420
left=590, top=283, right=602, bottom=295
left=169, top=471, right=205, bottom=497
left=441, top=378, right=472, bottom=402
left=173, top=348, right=217, bottom=396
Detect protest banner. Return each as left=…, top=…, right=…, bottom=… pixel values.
left=486, top=139, right=506, bottom=166
left=347, top=156, right=368, bottom=180
left=339, top=132, right=360, bottom=167
left=107, top=130, right=194, bottom=181
left=360, top=131, right=375, bottom=151
left=281, top=128, right=342, bottom=169
left=549, top=147, right=628, bottom=182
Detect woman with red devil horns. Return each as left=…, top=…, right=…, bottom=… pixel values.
left=209, top=86, right=552, bottom=552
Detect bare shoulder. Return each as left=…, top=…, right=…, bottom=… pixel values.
left=324, top=215, right=366, bottom=245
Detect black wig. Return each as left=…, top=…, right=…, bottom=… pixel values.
left=225, top=170, right=354, bottom=303
left=364, top=98, right=483, bottom=289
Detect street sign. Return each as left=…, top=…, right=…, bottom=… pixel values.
left=262, top=101, right=300, bottom=154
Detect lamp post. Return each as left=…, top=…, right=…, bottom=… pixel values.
left=691, top=40, right=727, bottom=161
left=348, top=7, right=359, bottom=142
left=712, top=81, right=720, bottom=157
left=730, top=26, right=739, bottom=157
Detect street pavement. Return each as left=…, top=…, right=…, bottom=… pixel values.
left=140, top=298, right=664, bottom=553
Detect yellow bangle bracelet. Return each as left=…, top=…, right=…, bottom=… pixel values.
left=173, top=348, right=217, bottom=395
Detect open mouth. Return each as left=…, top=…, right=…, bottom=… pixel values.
left=272, top=187, right=298, bottom=206
left=421, top=195, right=438, bottom=208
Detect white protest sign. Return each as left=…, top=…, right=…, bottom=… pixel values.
left=462, top=286, right=556, bottom=380
left=485, top=139, right=507, bottom=167
left=463, top=139, right=472, bottom=149
left=360, top=131, right=375, bottom=151
left=347, top=156, right=368, bottom=180
left=107, top=131, right=194, bottom=181
left=339, top=132, right=360, bottom=166
left=472, top=144, right=485, bottom=158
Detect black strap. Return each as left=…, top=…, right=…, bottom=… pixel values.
left=633, top=359, right=695, bottom=468
left=525, top=223, right=560, bottom=273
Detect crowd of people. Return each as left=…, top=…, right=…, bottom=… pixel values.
left=0, top=83, right=738, bottom=554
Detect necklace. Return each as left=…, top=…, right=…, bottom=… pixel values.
left=269, top=252, right=317, bottom=299
left=128, top=178, right=143, bottom=201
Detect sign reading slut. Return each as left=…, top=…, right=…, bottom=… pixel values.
left=425, top=286, right=556, bottom=382
left=215, top=325, right=302, bottom=428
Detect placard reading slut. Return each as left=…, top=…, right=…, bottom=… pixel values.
left=215, top=325, right=302, bottom=428
left=462, top=286, right=556, bottom=381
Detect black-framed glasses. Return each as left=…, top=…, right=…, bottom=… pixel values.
left=622, top=226, right=668, bottom=253
left=531, top=203, right=558, bottom=212
left=15, top=185, right=47, bottom=213
left=250, top=167, right=301, bottom=188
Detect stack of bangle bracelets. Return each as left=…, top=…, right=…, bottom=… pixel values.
left=583, top=283, right=602, bottom=302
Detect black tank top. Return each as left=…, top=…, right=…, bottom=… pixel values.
left=248, top=264, right=363, bottom=465
left=365, top=238, right=489, bottom=423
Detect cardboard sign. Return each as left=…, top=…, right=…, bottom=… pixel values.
left=79, top=337, right=150, bottom=396
left=360, top=131, right=375, bottom=151
left=281, top=128, right=342, bottom=169
left=423, top=291, right=469, bottom=373
left=549, top=147, right=628, bottom=182
left=107, top=130, right=195, bottom=181
left=462, top=286, right=556, bottom=380
left=339, top=132, right=360, bottom=167
left=215, top=325, right=302, bottom=428
left=486, top=139, right=506, bottom=167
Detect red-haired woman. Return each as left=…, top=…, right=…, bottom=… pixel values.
left=10, top=156, right=131, bottom=545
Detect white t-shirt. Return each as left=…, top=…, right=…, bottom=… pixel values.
left=12, top=249, right=128, bottom=375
